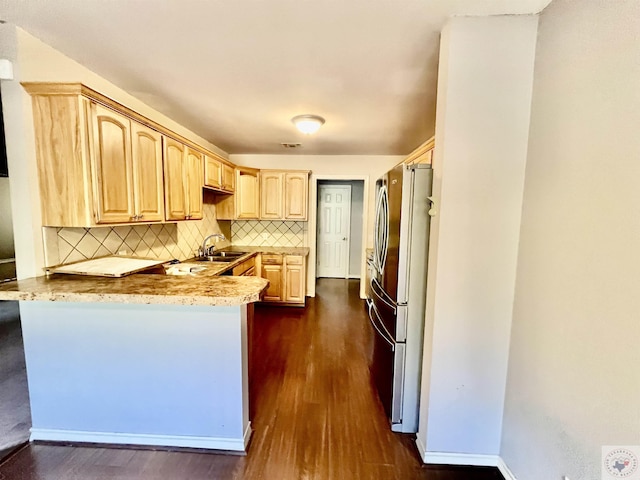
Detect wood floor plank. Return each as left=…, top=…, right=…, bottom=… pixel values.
left=0, top=279, right=502, bottom=480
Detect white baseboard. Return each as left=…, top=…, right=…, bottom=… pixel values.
left=30, top=427, right=249, bottom=452
left=416, top=446, right=516, bottom=480
left=422, top=451, right=500, bottom=467
left=497, top=457, right=517, bottom=480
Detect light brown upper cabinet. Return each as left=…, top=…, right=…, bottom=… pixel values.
left=204, top=155, right=223, bottom=190
left=205, top=154, right=235, bottom=193
left=259, top=170, right=309, bottom=220
left=222, top=164, right=235, bottom=192
left=236, top=167, right=260, bottom=219
left=92, top=104, right=165, bottom=224
left=25, top=85, right=168, bottom=227
left=131, top=121, right=164, bottom=222
left=260, top=171, right=284, bottom=219
left=216, top=167, right=260, bottom=220
left=284, top=172, right=309, bottom=220
left=185, top=147, right=204, bottom=220
left=91, top=103, right=135, bottom=224
left=164, top=138, right=204, bottom=221
left=218, top=168, right=309, bottom=221
left=23, top=82, right=232, bottom=227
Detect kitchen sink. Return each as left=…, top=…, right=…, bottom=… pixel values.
left=195, top=251, right=248, bottom=262
left=212, top=251, right=247, bottom=258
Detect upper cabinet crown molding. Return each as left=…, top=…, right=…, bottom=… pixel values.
left=402, top=136, right=435, bottom=166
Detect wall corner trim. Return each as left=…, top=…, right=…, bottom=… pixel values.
left=497, top=457, right=517, bottom=480
left=415, top=435, right=428, bottom=462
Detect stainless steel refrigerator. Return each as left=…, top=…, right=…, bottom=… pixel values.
left=367, top=163, right=432, bottom=433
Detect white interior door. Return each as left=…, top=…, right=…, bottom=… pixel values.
left=317, top=185, right=351, bottom=278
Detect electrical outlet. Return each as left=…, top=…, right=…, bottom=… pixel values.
left=261, top=233, right=269, bottom=240
left=118, top=249, right=129, bottom=256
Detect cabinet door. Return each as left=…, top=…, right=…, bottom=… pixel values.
left=284, top=172, right=308, bottom=220
left=260, top=171, right=284, bottom=219
left=185, top=147, right=203, bottom=220
left=236, top=168, right=260, bottom=219
left=91, top=103, right=135, bottom=224
left=164, top=137, right=187, bottom=220
left=222, top=164, right=235, bottom=192
left=261, top=264, right=283, bottom=301
left=205, top=155, right=222, bottom=189
left=131, top=121, right=164, bottom=222
left=284, top=256, right=305, bottom=303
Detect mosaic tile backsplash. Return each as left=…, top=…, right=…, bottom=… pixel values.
left=43, top=203, right=230, bottom=267
left=231, top=220, right=306, bottom=247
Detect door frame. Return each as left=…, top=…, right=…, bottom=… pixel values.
left=316, top=183, right=352, bottom=280
left=308, top=174, right=370, bottom=299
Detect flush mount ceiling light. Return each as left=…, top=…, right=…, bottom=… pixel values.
left=291, top=114, right=325, bottom=135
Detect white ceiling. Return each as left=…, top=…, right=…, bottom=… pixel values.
left=1, top=0, right=552, bottom=155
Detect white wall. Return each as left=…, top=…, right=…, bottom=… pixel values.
left=0, top=25, right=43, bottom=279
left=501, top=1, right=640, bottom=478
left=0, top=177, right=15, bottom=259
left=1, top=28, right=229, bottom=278
left=416, top=15, right=538, bottom=460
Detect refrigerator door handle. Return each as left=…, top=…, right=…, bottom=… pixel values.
left=367, top=299, right=395, bottom=350
left=371, top=277, right=397, bottom=313
left=373, top=188, right=380, bottom=271
left=379, top=186, right=389, bottom=273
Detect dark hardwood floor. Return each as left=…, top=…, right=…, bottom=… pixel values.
left=0, top=279, right=502, bottom=479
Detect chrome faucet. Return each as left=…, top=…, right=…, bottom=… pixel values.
left=200, top=233, right=227, bottom=257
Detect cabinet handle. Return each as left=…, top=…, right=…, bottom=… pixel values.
left=138, top=214, right=144, bottom=220
left=131, top=214, right=139, bottom=221
left=185, top=214, right=191, bottom=219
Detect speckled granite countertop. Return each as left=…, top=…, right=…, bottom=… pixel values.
left=0, top=274, right=269, bottom=306
left=0, top=246, right=309, bottom=306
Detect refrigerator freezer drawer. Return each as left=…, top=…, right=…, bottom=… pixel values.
left=367, top=299, right=406, bottom=426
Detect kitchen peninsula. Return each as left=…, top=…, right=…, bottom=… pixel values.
left=0, top=272, right=268, bottom=452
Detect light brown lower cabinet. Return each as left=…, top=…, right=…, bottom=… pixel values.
left=231, top=256, right=256, bottom=276
left=259, top=254, right=306, bottom=306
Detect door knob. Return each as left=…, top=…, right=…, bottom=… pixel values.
left=342, top=237, right=347, bottom=241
